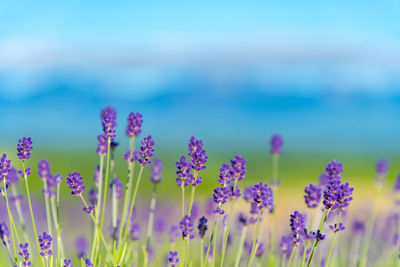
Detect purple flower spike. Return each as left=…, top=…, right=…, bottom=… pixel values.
left=64, top=259, right=73, bottom=267
left=250, top=182, right=274, bottom=214
left=176, top=156, right=194, bottom=187
left=198, top=216, right=208, bottom=238
left=290, top=211, right=306, bottom=244
left=126, top=112, right=143, bottom=137
left=96, top=134, right=108, bottom=155
left=395, top=174, right=400, bottom=192
left=101, top=106, right=117, bottom=141
left=0, top=222, right=10, bottom=246
left=329, top=222, right=345, bottom=233
left=270, top=134, right=283, bottom=155
left=83, top=205, right=95, bottom=214
left=279, top=235, right=294, bottom=257
left=376, top=158, right=388, bottom=176
left=18, top=243, right=31, bottom=266
left=319, top=173, right=329, bottom=187
left=150, top=158, right=163, bottom=184
left=323, top=181, right=354, bottom=210
left=255, top=241, right=265, bottom=258
left=124, top=150, right=139, bottom=162
left=0, top=154, right=11, bottom=179
left=66, top=171, right=85, bottom=196
left=85, top=259, right=93, bottom=267
left=6, top=167, right=19, bottom=185
left=17, top=137, right=33, bottom=161
left=88, top=189, right=97, bottom=205
left=110, top=177, right=123, bottom=199
left=218, top=163, right=232, bottom=187
left=325, top=160, right=343, bottom=182
left=213, top=187, right=229, bottom=207
left=130, top=224, right=141, bottom=241
left=179, top=215, right=194, bottom=240
left=138, top=135, right=155, bottom=166
left=168, top=251, right=179, bottom=267
left=75, top=236, right=88, bottom=258
left=230, top=155, right=247, bottom=181
left=188, top=136, right=208, bottom=172
left=304, top=184, right=322, bottom=208
left=39, top=232, right=52, bottom=257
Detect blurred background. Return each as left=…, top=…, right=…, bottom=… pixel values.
left=1, top=1, right=400, bottom=222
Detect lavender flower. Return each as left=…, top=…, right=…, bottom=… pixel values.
left=124, top=150, right=139, bottom=162
left=138, top=135, right=155, bottom=166
left=126, top=112, right=143, bottom=137
left=169, top=225, right=180, bottom=243
left=270, top=134, right=283, bottom=155
left=376, top=158, right=388, bottom=176
left=168, top=251, right=179, bottom=267
left=0, top=222, right=9, bottom=246
left=250, top=182, right=274, bottom=214
left=18, top=243, right=31, bottom=266
left=130, top=224, right=141, bottom=241
left=255, top=242, right=265, bottom=258
left=75, top=236, right=87, bottom=258
left=325, top=159, right=343, bottom=182
left=179, top=215, right=194, bottom=239
left=304, top=184, right=322, bottom=208
left=39, top=232, right=52, bottom=257
left=279, top=235, right=294, bottom=257
left=85, top=259, right=93, bottom=267
left=64, top=259, right=73, bottom=267
left=188, top=136, right=207, bottom=171
left=7, top=167, right=19, bottom=185
left=323, top=181, right=354, bottom=210
left=83, top=205, right=95, bottom=214
left=395, top=174, right=400, bottom=192
left=0, top=154, right=11, bottom=178
left=290, top=211, right=306, bottom=244
left=17, top=137, right=33, bottom=161
left=88, top=189, right=97, bottom=205
left=150, top=158, right=163, bottom=184
left=198, top=216, right=208, bottom=238
left=101, top=106, right=116, bottom=141
left=329, top=223, right=345, bottom=233
left=319, top=173, right=329, bottom=187
left=96, top=134, right=108, bottom=155
left=110, top=176, right=123, bottom=199
left=176, top=156, right=194, bottom=187
left=66, top=171, right=86, bottom=196
left=230, top=155, right=247, bottom=181
left=218, top=163, right=232, bottom=187
left=212, top=187, right=229, bottom=215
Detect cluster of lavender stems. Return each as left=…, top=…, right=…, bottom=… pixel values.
left=1, top=109, right=398, bottom=267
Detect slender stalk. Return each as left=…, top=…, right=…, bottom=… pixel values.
left=11, top=185, right=29, bottom=242
left=234, top=225, right=248, bottom=267
left=306, top=209, right=330, bottom=267
left=188, top=171, right=198, bottom=216
left=325, top=210, right=342, bottom=267
left=50, top=196, right=64, bottom=261
left=286, top=245, right=297, bottom=267
left=145, top=183, right=157, bottom=249
left=181, top=186, right=185, bottom=218
left=212, top=220, right=219, bottom=267
left=182, top=238, right=186, bottom=267
left=42, top=181, right=53, bottom=236
left=23, top=162, right=45, bottom=267
left=2, top=176, right=18, bottom=263
left=111, top=150, right=117, bottom=242
left=247, top=209, right=263, bottom=267
left=118, top=165, right=145, bottom=264
left=200, top=238, right=204, bottom=267
left=220, top=179, right=238, bottom=267
left=99, top=138, right=112, bottom=231
left=117, top=136, right=135, bottom=249
left=203, top=216, right=220, bottom=267
left=186, top=238, right=190, bottom=267
left=300, top=209, right=314, bottom=267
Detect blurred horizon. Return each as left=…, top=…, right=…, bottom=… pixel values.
left=1, top=1, right=400, bottom=153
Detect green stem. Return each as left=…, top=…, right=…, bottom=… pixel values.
left=203, top=216, right=220, bottom=267
left=247, top=209, right=263, bottom=267
left=306, top=209, right=330, bottom=267
left=182, top=185, right=185, bottom=218
left=212, top=220, right=219, bottom=267
left=2, top=176, right=18, bottom=264
left=42, top=181, right=53, bottom=236
left=23, top=162, right=45, bottom=267
left=145, top=184, right=157, bottom=249
left=286, top=245, right=297, bottom=267
left=326, top=210, right=342, bottom=267
left=300, top=209, right=314, bottom=267
left=188, top=171, right=198, bottom=216
left=220, top=180, right=238, bottom=267
left=234, top=225, right=248, bottom=267
left=99, top=138, right=111, bottom=232
left=50, top=196, right=64, bottom=262
left=11, top=185, right=29, bottom=242
left=200, top=238, right=204, bottom=267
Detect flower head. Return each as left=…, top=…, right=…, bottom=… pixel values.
left=130, top=224, right=141, bottom=241
left=124, top=150, right=139, bottom=163
left=39, top=232, right=52, bottom=257
left=179, top=215, right=194, bottom=239
left=168, top=251, right=180, bottom=267
left=85, top=259, right=93, bottom=267
left=188, top=136, right=207, bottom=171
left=75, top=236, right=87, bottom=258
left=212, top=187, right=229, bottom=214
left=376, top=158, right=388, bottom=176
left=150, top=158, right=163, bottom=184
left=138, top=135, right=155, bottom=166
left=218, top=163, right=232, bottom=187
left=289, top=211, right=306, bottom=244
left=176, top=156, right=193, bottom=187
left=250, top=182, right=274, bottom=214
left=230, top=155, right=247, bottom=181
left=0, top=222, right=9, bottom=246
left=395, top=174, right=400, bottom=192
left=323, top=181, right=354, bottom=210
left=18, top=243, right=31, bottom=266
left=270, top=134, right=283, bottom=155
left=66, top=171, right=85, bottom=196
left=96, top=134, right=108, bottom=155
left=197, top=216, right=208, bottom=238
left=64, top=259, right=73, bottom=267
left=304, top=184, right=322, bottom=208
left=126, top=112, right=143, bottom=137
left=101, top=106, right=116, bottom=141
left=17, top=137, right=33, bottom=161
left=83, top=205, right=95, bottom=214
left=6, top=167, right=19, bottom=185
left=0, top=154, right=11, bottom=179
left=329, top=222, right=345, bottom=233
left=325, top=160, right=343, bottom=182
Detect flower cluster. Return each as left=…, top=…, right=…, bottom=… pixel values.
left=38, top=159, right=61, bottom=197
left=168, top=251, right=179, bottom=267
left=330, top=222, right=346, bottom=233
left=0, top=153, right=11, bottom=179
left=304, top=183, right=322, bottom=208
left=197, top=216, right=208, bottom=238
left=17, top=137, right=33, bottom=161
left=126, top=112, right=143, bottom=137
left=96, top=134, right=108, bottom=155
left=138, top=135, right=155, bottom=166
left=249, top=182, right=274, bottom=214
left=188, top=136, right=207, bottom=172
left=176, top=156, right=194, bottom=187
left=289, top=211, right=306, bottom=244
left=179, top=215, right=194, bottom=240
left=66, top=171, right=86, bottom=196
left=230, top=155, right=247, bottom=181
left=19, top=243, right=31, bottom=266
left=150, top=158, right=163, bottom=184
left=270, top=134, right=283, bottom=155
left=0, top=222, right=9, bottom=246
left=39, top=232, right=52, bottom=257
left=101, top=106, right=117, bottom=141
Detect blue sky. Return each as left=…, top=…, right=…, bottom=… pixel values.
left=1, top=1, right=400, bottom=153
